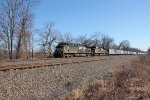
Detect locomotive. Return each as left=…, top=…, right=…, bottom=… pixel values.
left=54, top=42, right=108, bottom=58
left=54, top=42, right=146, bottom=58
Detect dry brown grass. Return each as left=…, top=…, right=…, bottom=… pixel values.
left=63, top=55, right=150, bottom=100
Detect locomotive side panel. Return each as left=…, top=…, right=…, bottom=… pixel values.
left=62, top=45, right=92, bottom=57
left=94, top=47, right=108, bottom=56
left=100, top=48, right=108, bottom=55
left=63, top=45, right=78, bottom=54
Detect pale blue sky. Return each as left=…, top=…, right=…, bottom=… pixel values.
left=34, top=0, right=150, bottom=51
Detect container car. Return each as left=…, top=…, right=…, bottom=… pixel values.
left=109, top=49, right=116, bottom=55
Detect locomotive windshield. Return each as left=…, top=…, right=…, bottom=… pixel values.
left=56, top=42, right=66, bottom=48
left=56, top=42, right=80, bottom=48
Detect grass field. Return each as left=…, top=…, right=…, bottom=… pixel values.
left=63, top=55, right=150, bottom=100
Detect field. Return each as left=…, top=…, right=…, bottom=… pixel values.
left=0, top=55, right=149, bottom=99
left=64, top=55, right=150, bottom=100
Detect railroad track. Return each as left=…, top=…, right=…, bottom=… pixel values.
left=0, top=56, right=124, bottom=71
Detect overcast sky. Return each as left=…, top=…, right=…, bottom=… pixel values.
left=34, top=0, right=150, bottom=51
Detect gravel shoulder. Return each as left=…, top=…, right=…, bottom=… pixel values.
left=0, top=56, right=125, bottom=67
left=0, top=55, right=136, bottom=99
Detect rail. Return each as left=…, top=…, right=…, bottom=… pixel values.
left=0, top=56, right=124, bottom=71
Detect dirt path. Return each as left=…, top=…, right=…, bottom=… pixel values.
left=0, top=55, right=136, bottom=100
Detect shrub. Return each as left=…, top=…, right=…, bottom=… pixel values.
left=63, top=55, right=150, bottom=100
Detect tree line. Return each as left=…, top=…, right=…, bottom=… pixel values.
left=37, top=22, right=144, bottom=58
left=0, top=0, right=146, bottom=60
left=0, top=0, right=39, bottom=60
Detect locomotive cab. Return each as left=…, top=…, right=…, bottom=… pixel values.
left=54, top=42, right=65, bottom=57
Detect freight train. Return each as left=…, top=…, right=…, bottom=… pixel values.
left=54, top=42, right=146, bottom=58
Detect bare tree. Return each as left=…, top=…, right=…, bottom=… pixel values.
left=91, top=32, right=101, bottom=47
left=111, top=43, right=118, bottom=49
left=78, top=33, right=114, bottom=49
left=59, top=32, right=74, bottom=44
left=101, top=34, right=114, bottom=50
left=29, top=29, right=37, bottom=59
left=75, top=34, right=87, bottom=45
left=75, top=34, right=97, bottom=47
left=118, top=40, right=130, bottom=50
left=15, top=0, right=38, bottom=59
left=39, top=22, right=59, bottom=57
left=147, top=48, right=150, bottom=55
left=0, top=0, right=39, bottom=60
left=0, top=0, right=21, bottom=59
left=0, top=43, right=7, bottom=60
